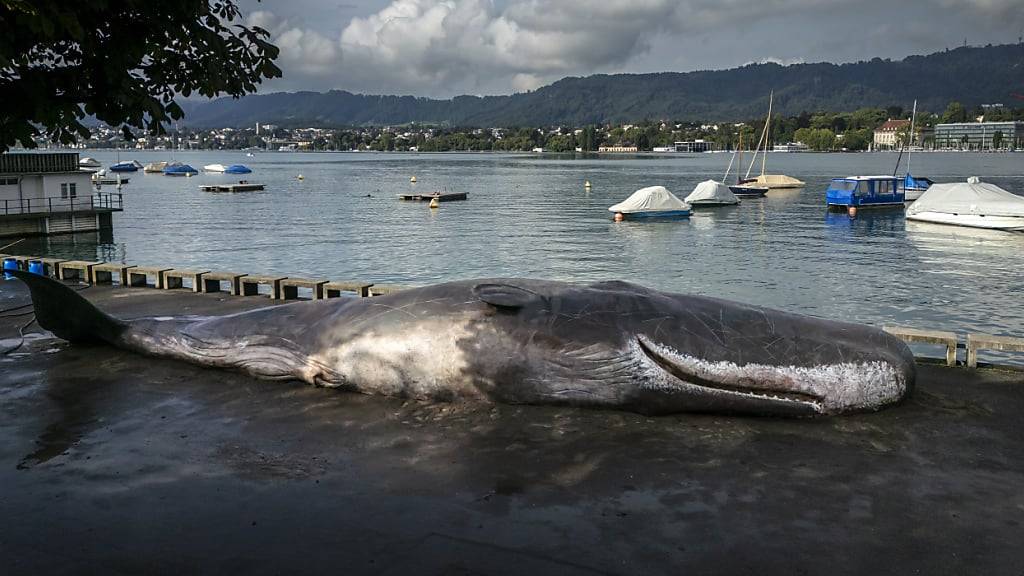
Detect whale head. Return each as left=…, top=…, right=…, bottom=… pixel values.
left=471, top=280, right=915, bottom=416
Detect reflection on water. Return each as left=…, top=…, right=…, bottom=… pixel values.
left=6, top=150, right=1024, bottom=361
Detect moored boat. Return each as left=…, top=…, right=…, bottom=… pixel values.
left=721, top=132, right=768, bottom=198
left=203, top=163, right=226, bottom=173
left=906, top=177, right=1024, bottom=232
left=109, top=160, right=142, bottom=172
left=608, top=186, right=691, bottom=219
left=685, top=180, right=740, bottom=206
left=91, top=169, right=129, bottom=186
left=223, top=164, right=253, bottom=174
left=900, top=173, right=934, bottom=201
left=741, top=91, right=806, bottom=189
left=79, top=157, right=101, bottom=169
left=144, top=161, right=169, bottom=173
left=729, top=184, right=768, bottom=197
left=164, top=162, right=198, bottom=176
left=894, top=101, right=933, bottom=202
left=826, top=176, right=905, bottom=210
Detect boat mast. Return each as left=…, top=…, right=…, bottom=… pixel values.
left=907, top=99, right=917, bottom=174
left=745, top=91, right=771, bottom=179
left=737, top=131, right=744, bottom=184
left=761, top=90, right=773, bottom=177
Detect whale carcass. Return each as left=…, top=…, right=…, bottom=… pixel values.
left=10, top=271, right=915, bottom=416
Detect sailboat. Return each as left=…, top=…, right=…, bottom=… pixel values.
left=895, top=100, right=933, bottom=201
left=728, top=131, right=768, bottom=197
left=740, top=91, right=806, bottom=189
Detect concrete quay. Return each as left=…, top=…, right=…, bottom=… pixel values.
left=1, top=280, right=1023, bottom=575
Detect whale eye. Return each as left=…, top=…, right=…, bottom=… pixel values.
left=473, top=283, right=542, bottom=309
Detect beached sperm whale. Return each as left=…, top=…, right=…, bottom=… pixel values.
left=10, top=270, right=914, bottom=416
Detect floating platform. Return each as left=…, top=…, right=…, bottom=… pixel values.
left=398, top=192, right=467, bottom=202
left=199, top=183, right=265, bottom=193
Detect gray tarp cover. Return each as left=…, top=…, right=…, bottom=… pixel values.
left=684, top=180, right=740, bottom=204
left=608, top=185, right=691, bottom=213
left=908, top=177, right=1024, bottom=218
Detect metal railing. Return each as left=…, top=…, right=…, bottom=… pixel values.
left=1, top=192, right=123, bottom=216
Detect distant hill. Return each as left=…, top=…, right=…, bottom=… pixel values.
left=181, top=43, right=1024, bottom=127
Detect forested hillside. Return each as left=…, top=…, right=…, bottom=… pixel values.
left=181, top=43, right=1024, bottom=127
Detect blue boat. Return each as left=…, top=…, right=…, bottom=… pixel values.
left=900, top=173, right=933, bottom=201
left=825, top=176, right=904, bottom=210
left=163, top=163, right=199, bottom=176
left=109, top=161, right=140, bottom=172
left=223, top=164, right=253, bottom=174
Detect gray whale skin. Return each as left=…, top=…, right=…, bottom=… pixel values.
left=11, top=270, right=914, bottom=417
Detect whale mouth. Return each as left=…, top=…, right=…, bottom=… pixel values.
left=636, top=336, right=823, bottom=409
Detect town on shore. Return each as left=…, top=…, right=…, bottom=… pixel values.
left=64, top=101, right=1024, bottom=154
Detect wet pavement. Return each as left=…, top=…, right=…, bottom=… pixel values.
left=1, top=281, right=1023, bottom=575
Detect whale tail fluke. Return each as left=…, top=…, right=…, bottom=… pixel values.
left=8, top=269, right=127, bottom=344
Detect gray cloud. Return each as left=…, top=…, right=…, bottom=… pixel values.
left=241, top=0, right=1024, bottom=97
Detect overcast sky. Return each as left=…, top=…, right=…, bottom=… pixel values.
left=238, top=0, right=1024, bottom=98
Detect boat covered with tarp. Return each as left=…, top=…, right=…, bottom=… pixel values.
left=906, top=177, right=1024, bottom=231
left=223, top=164, right=252, bottom=174
left=144, top=161, right=168, bottom=173
left=109, top=160, right=143, bottom=172
left=684, top=180, right=740, bottom=206
left=608, top=186, right=691, bottom=218
left=900, top=173, right=933, bottom=201
left=164, top=162, right=199, bottom=176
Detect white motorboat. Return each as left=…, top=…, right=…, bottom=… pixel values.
left=906, top=177, right=1024, bottom=232
left=203, top=163, right=226, bottom=173
left=79, top=156, right=102, bottom=169
left=91, top=169, right=129, bottom=186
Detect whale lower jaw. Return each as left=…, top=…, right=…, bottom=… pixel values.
left=635, top=336, right=908, bottom=415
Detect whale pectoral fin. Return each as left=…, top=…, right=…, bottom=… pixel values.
left=472, top=283, right=542, bottom=309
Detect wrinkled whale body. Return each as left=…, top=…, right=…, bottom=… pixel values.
left=11, top=271, right=915, bottom=416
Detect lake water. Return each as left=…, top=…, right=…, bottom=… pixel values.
left=10, top=149, right=1024, bottom=361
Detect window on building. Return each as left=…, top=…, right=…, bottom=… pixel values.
left=0, top=177, right=17, bottom=186
left=60, top=182, right=77, bottom=199
left=61, top=183, right=68, bottom=198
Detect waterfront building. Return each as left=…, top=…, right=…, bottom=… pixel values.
left=872, top=119, right=911, bottom=150
left=598, top=145, right=639, bottom=153
left=0, top=152, right=122, bottom=237
left=773, top=142, right=810, bottom=152
left=934, top=121, right=1024, bottom=150
left=673, top=140, right=715, bottom=153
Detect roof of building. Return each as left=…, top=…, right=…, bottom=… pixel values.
left=876, top=119, right=911, bottom=132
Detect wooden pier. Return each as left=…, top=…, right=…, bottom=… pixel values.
left=397, top=192, right=467, bottom=202
left=199, top=183, right=265, bottom=192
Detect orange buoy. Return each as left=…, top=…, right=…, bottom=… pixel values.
left=848, top=206, right=858, bottom=218
left=613, top=212, right=624, bottom=222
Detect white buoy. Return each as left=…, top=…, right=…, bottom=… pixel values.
left=429, top=197, right=439, bottom=209
left=297, top=174, right=304, bottom=180
left=584, top=180, right=592, bottom=189
left=410, top=176, right=417, bottom=183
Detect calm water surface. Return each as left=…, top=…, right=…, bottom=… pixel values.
left=13, top=150, right=1024, bottom=360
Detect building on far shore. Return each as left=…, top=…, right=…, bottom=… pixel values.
left=650, top=140, right=716, bottom=153
left=934, top=121, right=1024, bottom=150
left=598, top=145, right=639, bottom=153
left=872, top=119, right=911, bottom=150
left=0, top=152, right=122, bottom=237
